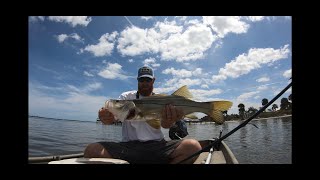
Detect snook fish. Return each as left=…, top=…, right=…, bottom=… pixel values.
left=105, top=85, right=232, bottom=129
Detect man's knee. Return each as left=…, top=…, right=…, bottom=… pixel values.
left=181, top=139, right=202, bottom=151
left=170, top=139, right=202, bottom=164
left=84, top=143, right=99, bottom=157
left=84, top=143, right=111, bottom=158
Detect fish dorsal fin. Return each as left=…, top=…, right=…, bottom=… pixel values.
left=171, top=85, right=193, bottom=99
left=152, top=94, right=167, bottom=97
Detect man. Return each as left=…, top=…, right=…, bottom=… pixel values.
left=84, top=66, right=202, bottom=164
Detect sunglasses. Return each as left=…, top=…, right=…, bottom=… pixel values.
left=138, top=77, right=153, bottom=83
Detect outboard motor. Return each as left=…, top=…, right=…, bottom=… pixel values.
left=169, top=120, right=188, bottom=140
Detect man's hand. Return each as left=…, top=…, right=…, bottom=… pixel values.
left=98, top=107, right=115, bottom=125
left=161, top=104, right=184, bottom=128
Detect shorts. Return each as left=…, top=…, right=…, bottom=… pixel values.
left=98, top=139, right=182, bottom=164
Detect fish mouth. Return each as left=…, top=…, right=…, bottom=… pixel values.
left=105, top=101, right=113, bottom=109
left=126, top=109, right=136, bottom=120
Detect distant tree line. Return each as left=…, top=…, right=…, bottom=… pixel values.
left=221, top=94, right=292, bottom=121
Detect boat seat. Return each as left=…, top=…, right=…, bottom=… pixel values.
left=194, top=151, right=226, bottom=164
left=211, top=151, right=226, bottom=164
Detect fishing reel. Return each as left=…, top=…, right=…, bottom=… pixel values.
left=169, top=120, right=189, bottom=140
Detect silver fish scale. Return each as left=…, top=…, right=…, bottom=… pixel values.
left=131, top=96, right=211, bottom=116
left=132, top=96, right=209, bottom=107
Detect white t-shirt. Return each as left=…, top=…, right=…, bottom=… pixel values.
left=119, top=91, right=165, bottom=142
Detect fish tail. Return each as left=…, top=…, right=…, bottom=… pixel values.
left=208, top=101, right=233, bottom=124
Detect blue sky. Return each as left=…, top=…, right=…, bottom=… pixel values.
left=29, top=16, right=292, bottom=121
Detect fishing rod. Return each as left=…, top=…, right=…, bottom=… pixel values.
left=177, top=81, right=292, bottom=164
left=205, top=129, right=223, bottom=164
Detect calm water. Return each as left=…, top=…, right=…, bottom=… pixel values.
left=29, top=116, right=292, bottom=164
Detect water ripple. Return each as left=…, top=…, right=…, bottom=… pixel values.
left=29, top=117, right=291, bottom=163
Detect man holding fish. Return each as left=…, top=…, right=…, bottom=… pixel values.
left=84, top=66, right=232, bottom=164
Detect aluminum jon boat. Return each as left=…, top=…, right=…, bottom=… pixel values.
left=28, top=140, right=238, bottom=164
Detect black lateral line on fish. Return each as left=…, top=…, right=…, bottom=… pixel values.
left=133, top=102, right=209, bottom=108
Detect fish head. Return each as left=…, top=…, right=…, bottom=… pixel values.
left=105, top=100, right=136, bottom=122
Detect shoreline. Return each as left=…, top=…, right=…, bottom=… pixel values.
left=227, top=114, right=292, bottom=123
left=185, top=114, right=292, bottom=124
